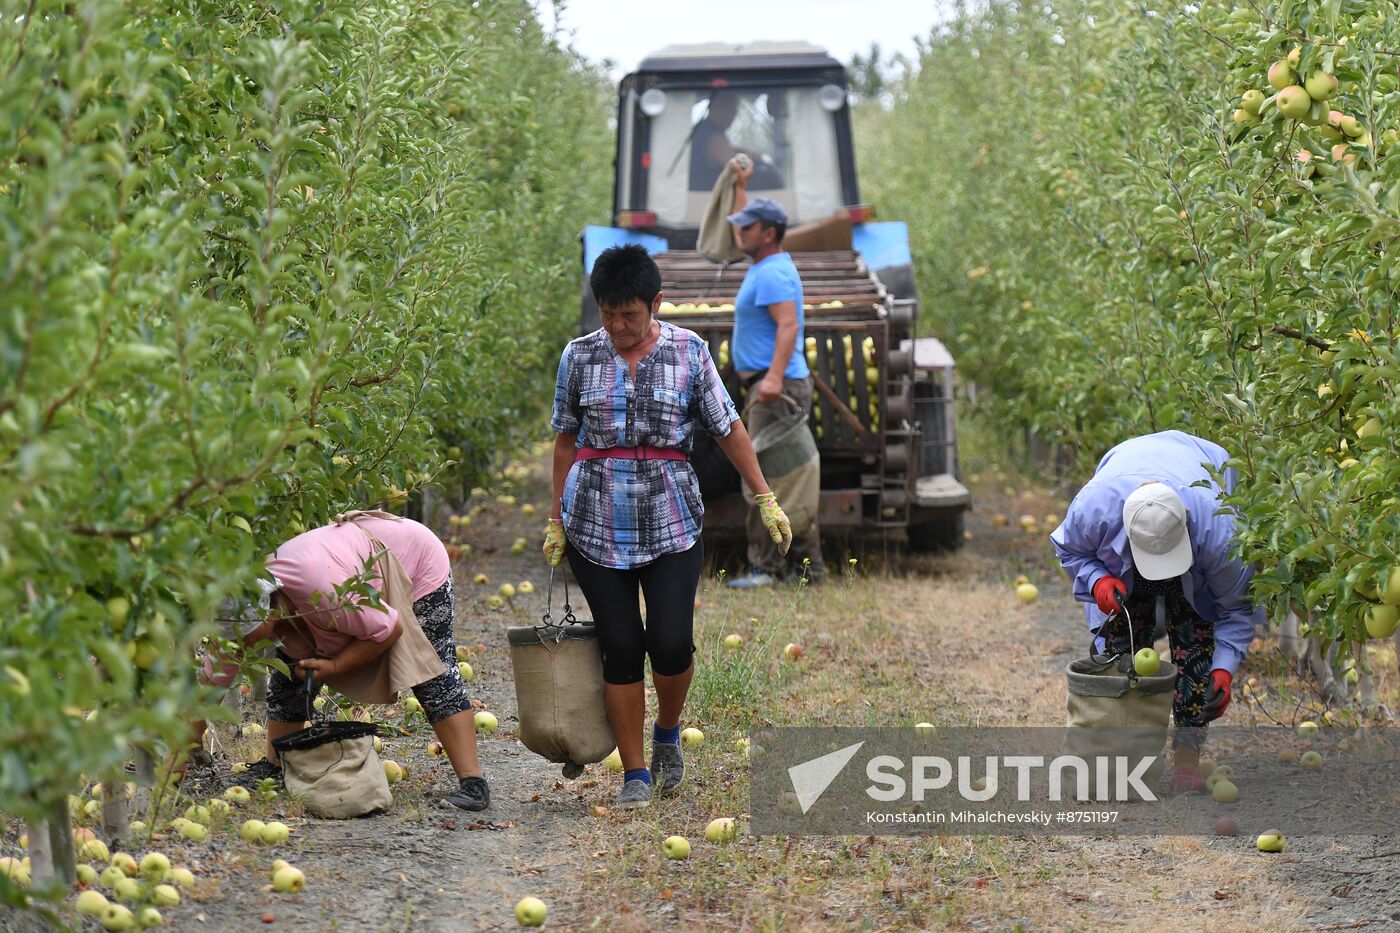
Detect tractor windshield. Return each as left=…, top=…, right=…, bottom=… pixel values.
left=642, top=85, right=843, bottom=226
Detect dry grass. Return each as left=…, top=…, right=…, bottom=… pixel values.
left=548, top=468, right=1317, bottom=932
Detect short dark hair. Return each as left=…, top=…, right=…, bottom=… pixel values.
left=590, top=244, right=661, bottom=309
left=764, top=221, right=787, bottom=245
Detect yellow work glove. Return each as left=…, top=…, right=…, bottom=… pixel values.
left=753, top=492, right=792, bottom=555
left=543, top=519, right=566, bottom=566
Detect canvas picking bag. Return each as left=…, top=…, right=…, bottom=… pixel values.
left=1062, top=603, right=1176, bottom=801
left=508, top=570, right=615, bottom=779
left=272, top=671, right=392, bottom=819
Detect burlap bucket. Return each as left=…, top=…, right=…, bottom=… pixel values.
left=1063, top=656, right=1176, bottom=801
left=508, top=573, right=615, bottom=778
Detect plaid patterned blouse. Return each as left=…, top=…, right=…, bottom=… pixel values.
left=551, top=322, right=739, bottom=569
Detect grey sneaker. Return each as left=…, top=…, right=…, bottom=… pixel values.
left=651, top=741, right=685, bottom=795
left=726, top=572, right=776, bottom=590
left=615, top=778, right=653, bottom=809
left=442, top=776, right=491, bottom=812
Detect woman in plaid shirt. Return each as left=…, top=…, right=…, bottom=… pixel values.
left=544, top=244, right=793, bottom=809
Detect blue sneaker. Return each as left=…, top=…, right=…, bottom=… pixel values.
left=726, top=572, right=777, bottom=590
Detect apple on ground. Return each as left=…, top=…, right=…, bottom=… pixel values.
left=680, top=727, right=704, bottom=749
left=1256, top=830, right=1286, bottom=852
left=1299, top=750, right=1323, bottom=770
left=1013, top=574, right=1030, bottom=586
left=260, top=821, right=291, bottom=845
left=1296, top=721, right=1319, bottom=738
left=136, top=907, right=163, bottom=928
left=111, top=853, right=139, bottom=876
left=914, top=721, right=936, bottom=734
left=603, top=748, right=623, bottom=773
left=138, top=852, right=170, bottom=883
left=499, top=583, right=516, bottom=600
left=100, top=903, right=135, bottom=932
left=224, top=786, right=250, bottom=804
left=1276, top=749, right=1299, bottom=764
left=77, top=889, right=110, bottom=915
left=178, top=822, right=208, bottom=842
left=113, top=876, right=145, bottom=904
left=475, top=710, right=499, bottom=733
left=704, top=817, right=738, bottom=843
left=662, top=835, right=691, bottom=859
left=783, top=643, right=803, bottom=661
left=272, top=865, right=305, bottom=892
left=518, top=580, right=535, bottom=594
left=383, top=760, right=406, bottom=783
left=1214, top=816, right=1239, bottom=836
left=150, top=883, right=179, bottom=907
left=458, top=661, right=474, bottom=680
left=1211, top=779, right=1239, bottom=803
left=239, top=819, right=266, bottom=842
left=515, top=896, right=548, bottom=927
left=169, top=867, right=195, bottom=888
left=1015, top=583, right=1038, bottom=604
left=427, top=741, right=445, bottom=758
left=77, top=863, right=100, bottom=886
left=723, top=633, right=743, bottom=649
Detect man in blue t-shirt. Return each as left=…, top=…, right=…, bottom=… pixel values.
left=723, top=181, right=826, bottom=588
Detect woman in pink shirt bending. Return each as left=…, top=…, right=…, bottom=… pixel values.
left=229, top=514, right=489, bottom=812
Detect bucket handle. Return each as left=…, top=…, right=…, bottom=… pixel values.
left=536, top=567, right=586, bottom=644
left=742, top=389, right=803, bottom=419
left=1088, top=590, right=1140, bottom=687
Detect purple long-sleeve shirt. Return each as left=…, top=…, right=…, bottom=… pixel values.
left=1048, top=430, right=1260, bottom=675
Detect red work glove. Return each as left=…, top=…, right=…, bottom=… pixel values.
left=1092, top=576, right=1128, bottom=615
left=1203, top=669, right=1232, bottom=721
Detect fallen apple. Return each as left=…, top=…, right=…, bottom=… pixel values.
left=100, top=903, right=135, bottom=932
left=113, top=876, right=145, bottom=904
left=723, top=633, right=743, bottom=649
left=260, top=821, right=290, bottom=845
left=138, top=852, right=170, bottom=883
left=514, top=895, right=548, bottom=927
left=473, top=573, right=489, bottom=585
left=404, top=696, right=423, bottom=716
left=150, top=883, right=179, bottom=907
left=1214, top=816, right=1239, bottom=836
left=475, top=710, right=499, bottom=733
left=518, top=580, right=535, bottom=595
left=1210, top=779, right=1238, bottom=803
left=111, top=853, right=139, bottom=876
left=458, top=661, right=474, bottom=680
left=169, top=868, right=195, bottom=888
left=272, top=865, right=305, bottom=893
left=603, top=748, right=623, bottom=773
left=661, top=835, right=691, bottom=859
left=499, top=583, right=517, bottom=600
left=1133, top=647, right=1160, bottom=677
left=136, top=907, right=163, bottom=928
left=1015, top=583, right=1039, bottom=605
left=77, top=863, right=99, bottom=886
left=1296, top=721, right=1319, bottom=738
left=914, top=722, right=936, bottom=734
left=178, top=822, right=208, bottom=842
left=1256, top=830, right=1286, bottom=852
left=704, top=817, right=738, bottom=843
left=99, top=866, right=127, bottom=890
left=1013, top=574, right=1030, bottom=587
left=783, top=643, right=803, bottom=661
left=224, top=786, right=251, bottom=804
left=239, top=819, right=266, bottom=843
left=76, top=889, right=110, bottom=915
left=383, top=760, right=406, bottom=783
left=427, top=741, right=445, bottom=759
left=1299, top=750, right=1323, bottom=770
left=680, top=727, right=705, bottom=749
left=207, top=798, right=231, bottom=816
left=80, top=838, right=111, bottom=863
left=1276, top=749, right=1299, bottom=765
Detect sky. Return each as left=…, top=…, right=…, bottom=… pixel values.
left=536, top=0, right=948, bottom=78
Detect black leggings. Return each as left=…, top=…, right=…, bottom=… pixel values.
left=566, top=540, right=702, bottom=685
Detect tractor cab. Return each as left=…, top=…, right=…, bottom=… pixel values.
left=611, top=41, right=860, bottom=243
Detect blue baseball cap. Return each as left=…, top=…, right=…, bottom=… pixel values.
left=727, top=197, right=788, bottom=227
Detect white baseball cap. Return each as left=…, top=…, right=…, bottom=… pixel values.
left=1123, top=483, right=1192, bottom=580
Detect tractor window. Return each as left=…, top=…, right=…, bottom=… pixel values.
left=643, top=86, right=843, bottom=227
left=687, top=91, right=785, bottom=191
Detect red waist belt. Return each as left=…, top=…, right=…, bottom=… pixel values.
left=576, top=446, right=687, bottom=462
